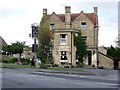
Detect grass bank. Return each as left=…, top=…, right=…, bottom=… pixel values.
left=0, top=63, right=34, bottom=69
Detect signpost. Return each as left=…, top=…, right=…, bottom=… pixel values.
left=31, top=23, right=39, bottom=68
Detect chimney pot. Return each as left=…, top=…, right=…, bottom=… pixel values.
left=43, top=8, right=47, bottom=16
left=65, top=6, right=71, bottom=13
left=94, top=7, right=98, bottom=15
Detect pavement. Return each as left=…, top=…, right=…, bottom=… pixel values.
left=34, top=68, right=119, bottom=82
left=36, top=69, right=96, bottom=75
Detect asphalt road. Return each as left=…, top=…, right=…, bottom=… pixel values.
left=1, top=68, right=119, bottom=88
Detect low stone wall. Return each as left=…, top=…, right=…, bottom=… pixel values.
left=98, top=52, right=114, bottom=69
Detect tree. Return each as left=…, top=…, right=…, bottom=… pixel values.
left=38, top=22, right=51, bottom=63
left=2, top=41, right=25, bottom=57
left=74, top=32, right=87, bottom=63
left=11, top=41, right=24, bottom=54
left=107, top=45, right=120, bottom=69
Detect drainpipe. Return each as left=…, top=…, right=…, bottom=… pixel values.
left=71, top=32, right=72, bottom=68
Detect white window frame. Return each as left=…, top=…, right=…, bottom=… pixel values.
left=60, top=51, right=68, bottom=62
left=60, top=34, right=67, bottom=45
left=81, top=22, right=87, bottom=30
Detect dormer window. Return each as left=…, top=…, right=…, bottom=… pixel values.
left=50, top=23, right=55, bottom=31
left=81, top=22, right=86, bottom=30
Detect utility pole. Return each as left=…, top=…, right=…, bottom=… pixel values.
left=31, top=23, right=39, bottom=68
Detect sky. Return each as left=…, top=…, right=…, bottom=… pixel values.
left=0, top=0, right=119, bottom=47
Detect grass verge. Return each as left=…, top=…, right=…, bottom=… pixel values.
left=1, top=63, right=86, bottom=72
left=0, top=63, right=34, bottom=69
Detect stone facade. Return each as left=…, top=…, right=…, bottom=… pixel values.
left=40, top=6, right=99, bottom=67
left=98, top=47, right=114, bottom=69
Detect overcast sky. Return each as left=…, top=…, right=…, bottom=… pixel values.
left=0, top=0, right=118, bottom=47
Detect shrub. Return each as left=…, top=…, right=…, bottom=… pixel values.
left=8, top=57, right=18, bottom=63
left=52, top=64, right=58, bottom=67
left=2, top=60, right=9, bottom=63
left=64, top=65, right=70, bottom=68
left=25, top=58, right=30, bottom=64
left=47, top=64, right=52, bottom=67
left=39, top=63, right=47, bottom=69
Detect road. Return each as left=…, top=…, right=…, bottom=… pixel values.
left=1, top=68, right=119, bottom=88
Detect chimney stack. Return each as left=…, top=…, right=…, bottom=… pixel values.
left=43, top=8, right=47, bottom=16
left=94, top=7, right=98, bottom=15
left=65, top=6, right=71, bottom=13
left=65, top=6, right=71, bottom=29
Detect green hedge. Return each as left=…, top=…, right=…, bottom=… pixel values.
left=8, top=57, right=18, bottom=63
left=39, top=63, right=47, bottom=69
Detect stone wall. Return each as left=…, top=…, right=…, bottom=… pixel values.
left=98, top=52, right=114, bottom=69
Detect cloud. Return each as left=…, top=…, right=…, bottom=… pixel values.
left=98, top=18, right=118, bottom=47
left=0, top=0, right=118, bottom=47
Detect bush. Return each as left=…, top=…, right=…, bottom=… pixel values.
left=2, top=60, right=9, bottom=63
left=47, top=64, right=52, bottom=67
left=39, top=63, right=47, bottom=69
left=25, top=58, right=30, bottom=63
left=52, top=64, right=58, bottom=67
left=8, top=57, right=18, bottom=63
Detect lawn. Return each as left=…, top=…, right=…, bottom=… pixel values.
left=1, top=63, right=86, bottom=72
left=0, top=63, right=34, bottom=69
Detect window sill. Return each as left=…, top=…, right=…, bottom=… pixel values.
left=60, top=60, right=68, bottom=62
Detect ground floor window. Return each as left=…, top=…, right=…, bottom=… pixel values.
left=48, top=51, right=52, bottom=58
left=60, top=51, right=68, bottom=60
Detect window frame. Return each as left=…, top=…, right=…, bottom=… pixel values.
left=81, top=21, right=87, bottom=30
left=60, top=51, right=68, bottom=61
left=50, top=23, right=55, bottom=31
left=60, top=34, right=67, bottom=45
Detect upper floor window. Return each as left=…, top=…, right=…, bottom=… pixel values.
left=50, top=23, right=55, bottom=31
left=82, top=36, right=87, bottom=44
left=81, top=22, right=86, bottom=30
left=60, top=51, right=68, bottom=60
left=60, top=34, right=67, bottom=45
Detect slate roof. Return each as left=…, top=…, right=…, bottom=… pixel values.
left=41, top=12, right=97, bottom=26
left=0, top=36, right=7, bottom=46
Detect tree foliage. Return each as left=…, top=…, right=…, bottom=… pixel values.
left=38, top=21, right=51, bottom=63
left=74, top=32, right=87, bottom=63
left=107, top=45, right=120, bottom=61
left=2, top=41, right=24, bottom=54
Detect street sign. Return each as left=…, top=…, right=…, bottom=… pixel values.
left=31, top=25, right=39, bottom=38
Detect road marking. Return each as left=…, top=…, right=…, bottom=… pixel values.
left=79, top=76, right=85, bottom=77
left=100, top=82, right=118, bottom=86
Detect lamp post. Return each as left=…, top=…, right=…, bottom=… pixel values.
left=31, top=23, right=39, bottom=67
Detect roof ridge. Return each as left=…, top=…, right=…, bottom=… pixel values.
left=42, top=12, right=97, bottom=26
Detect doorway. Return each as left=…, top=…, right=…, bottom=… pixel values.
left=87, top=51, right=92, bottom=65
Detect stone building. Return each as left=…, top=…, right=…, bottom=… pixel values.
left=40, top=6, right=99, bottom=67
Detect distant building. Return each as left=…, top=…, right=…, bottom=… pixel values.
left=22, top=47, right=34, bottom=59
left=0, top=36, right=7, bottom=46
left=40, top=6, right=99, bottom=67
